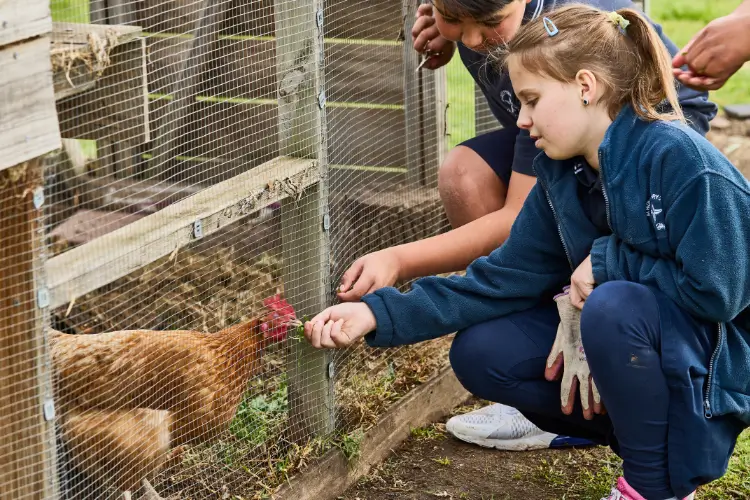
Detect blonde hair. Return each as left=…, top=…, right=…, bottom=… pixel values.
left=497, top=4, right=684, bottom=123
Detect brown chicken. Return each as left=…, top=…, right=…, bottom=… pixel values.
left=52, top=295, right=298, bottom=499
left=59, top=408, right=177, bottom=499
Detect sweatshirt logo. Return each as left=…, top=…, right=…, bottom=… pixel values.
left=500, top=90, right=518, bottom=116
left=646, top=194, right=666, bottom=232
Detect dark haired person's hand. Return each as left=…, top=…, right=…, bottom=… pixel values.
left=672, top=3, right=750, bottom=91
left=412, top=3, right=456, bottom=70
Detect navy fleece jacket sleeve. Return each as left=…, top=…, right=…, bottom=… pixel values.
left=362, top=184, right=571, bottom=347
left=591, top=172, right=750, bottom=323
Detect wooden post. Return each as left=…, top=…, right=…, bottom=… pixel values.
left=274, top=0, right=333, bottom=440
left=0, top=159, right=57, bottom=499
left=403, top=0, right=447, bottom=188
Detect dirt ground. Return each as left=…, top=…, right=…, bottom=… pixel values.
left=339, top=116, right=750, bottom=500
left=339, top=398, right=619, bottom=500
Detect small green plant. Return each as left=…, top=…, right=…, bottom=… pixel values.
left=336, top=429, right=365, bottom=464
left=410, top=424, right=443, bottom=441
left=229, top=379, right=288, bottom=444
left=433, top=456, right=452, bottom=466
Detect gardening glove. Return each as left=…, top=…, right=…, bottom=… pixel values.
left=545, top=286, right=602, bottom=420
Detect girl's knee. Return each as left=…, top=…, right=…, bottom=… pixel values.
left=580, top=281, right=659, bottom=354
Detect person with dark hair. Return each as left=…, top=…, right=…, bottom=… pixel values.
left=336, top=0, right=717, bottom=453
left=306, top=6, right=750, bottom=498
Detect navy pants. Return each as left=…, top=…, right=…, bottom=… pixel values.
left=450, top=281, right=743, bottom=499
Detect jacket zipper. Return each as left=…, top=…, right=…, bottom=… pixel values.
left=599, top=151, right=613, bottom=231
left=704, top=322, right=723, bottom=419
left=539, top=179, right=574, bottom=271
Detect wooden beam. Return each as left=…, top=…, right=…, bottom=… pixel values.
left=53, top=24, right=149, bottom=145
left=0, top=159, right=58, bottom=499
left=275, top=0, right=334, bottom=441
left=45, top=156, right=318, bottom=309
left=0, top=37, right=61, bottom=172
left=0, top=0, right=51, bottom=46
left=274, top=366, right=470, bottom=500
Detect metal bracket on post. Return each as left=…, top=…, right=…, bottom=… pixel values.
left=322, top=213, right=330, bottom=232
left=42, top=398, right=55, bottom=422
left=193, top=219, right=204, bottom=239
left=37, top=287, right=50, bottom=308
left=318, top=90, right=326, bottom=109
left=316, top=8, right=324, bottom=29
left=32, top=187, right=45, bottom=210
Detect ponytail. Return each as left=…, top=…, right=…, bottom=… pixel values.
left=618, top=9, right=684, bottom=123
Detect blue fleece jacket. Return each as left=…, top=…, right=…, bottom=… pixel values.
left=362, top=106, right=750, bottom=423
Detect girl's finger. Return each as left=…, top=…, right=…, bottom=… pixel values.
left=320, top=320, right=338, bottom=349
left=330, top=319, right=348, bottom=347
left=303, top=321, right=313, bottom=341
left=338, top=260, right=364, bottom=295
left=311, top=320, right=324, bottom=348
left=569, top=283, right=585, bottom=310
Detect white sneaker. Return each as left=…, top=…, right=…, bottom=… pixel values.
left=445, top=403, right=596, bottom=451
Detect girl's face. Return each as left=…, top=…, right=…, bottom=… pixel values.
left=432, top=0, right=531, bottom=52
left=508, top=59, right=603, bottom=161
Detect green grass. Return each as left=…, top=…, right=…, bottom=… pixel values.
left=50, top=0, right=89, bottom=23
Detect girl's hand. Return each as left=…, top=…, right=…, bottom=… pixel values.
left=337, top=249, right=401, bottom=302
left=412, top=3, right=456, bottom=70
left=304, top=303, right=377, bottom=349
left=570, top=255, right=595, bottom=309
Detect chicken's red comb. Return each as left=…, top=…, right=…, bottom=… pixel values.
left=261, top=295, right=297, bottom=342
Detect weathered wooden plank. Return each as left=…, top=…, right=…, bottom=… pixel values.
left=0, top=0, right=51, bottom=46
left=325, top=0, right=402, bottom=40
left=55, top=37, right=149, bottom=144
left=403, top=0, right=422, bottom=186
left=0, top=37, right=62, bottom=172
left=202, top=39, right=403, bottom=104
left=274, top=366, right=470, bottom=500
left=418, top=64, right=447, bottom=187
left=50, top=21, right=141, bottom=44
left=275, top=0, right=334, bottom=440
left=0, top=160, right=58, bottom=499
left=151, top=101, right=405, bottom=172
left=45, top=156, right=318, bottom=309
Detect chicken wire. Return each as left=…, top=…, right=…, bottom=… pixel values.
left=0, top=0, right=465, bottom=499
left=5, top=0, right=656, bottom=497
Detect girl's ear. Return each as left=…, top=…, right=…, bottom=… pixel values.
left=575, top=69, right=598, bottom=106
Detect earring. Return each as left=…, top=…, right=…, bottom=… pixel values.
left=582, top=98, right=590, bottom=106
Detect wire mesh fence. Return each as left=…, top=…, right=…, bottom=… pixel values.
left=1, top=0, right=468, bottom=499
left=2, top=0, right=646, bottom=498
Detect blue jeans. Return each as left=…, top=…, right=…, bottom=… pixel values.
left=450, top=281, right=743, bottom=499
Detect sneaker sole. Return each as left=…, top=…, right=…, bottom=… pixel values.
left=447, top=429, right=559, bottom=451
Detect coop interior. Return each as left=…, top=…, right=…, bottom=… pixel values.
left=0, top=0, right=475, bottom=498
